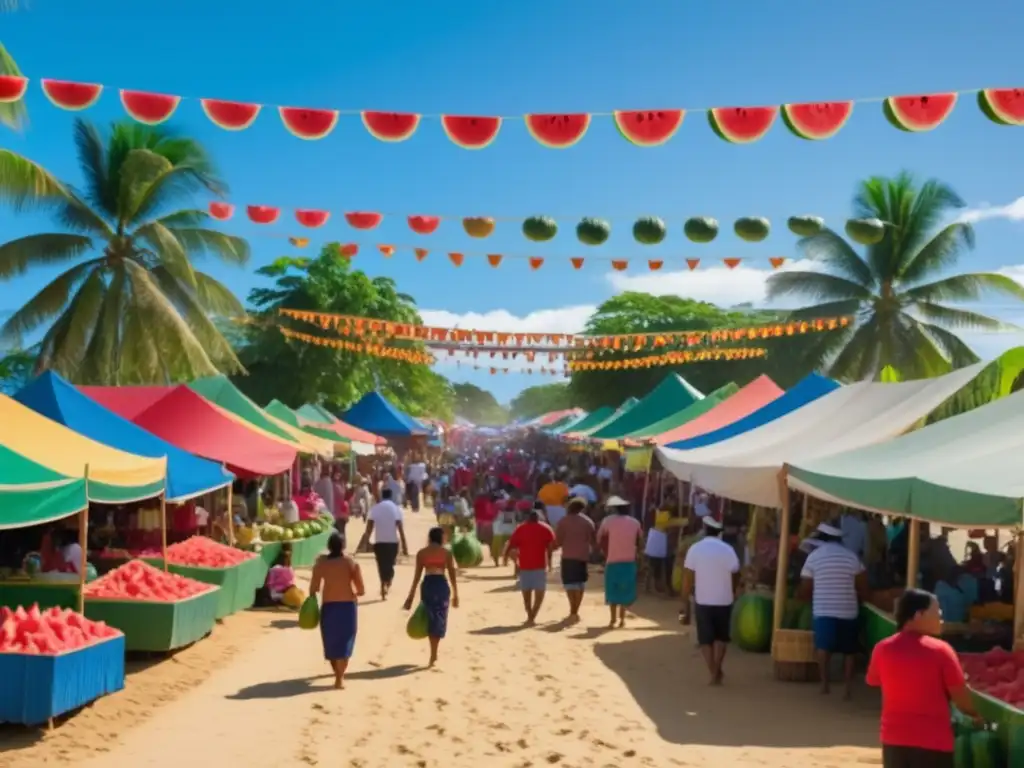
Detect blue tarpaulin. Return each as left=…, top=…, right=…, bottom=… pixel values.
left=15, top=372, right=232, bottom=502
left=664, top=373, right=839, bottom=450
left=341, top=391, right=427, bottom=437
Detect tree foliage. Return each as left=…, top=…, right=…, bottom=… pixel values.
left=0, top=346, right=35, bottom=394
left=451, top=382, right=508, bottom=425
left=234, top=247, right=454, bottom=421
left=509, top=382, right=574, bottom=421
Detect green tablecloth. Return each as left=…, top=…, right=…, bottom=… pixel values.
left=288, top=530, right=330, bottom=568
left=861, top=603, right=896, bottom=654
left=258, top=541, right=283, bottom=570
left=972, top=690, right=1024, bottom=755
left=84, top=588, right=220, bottom=652
left=143, top=557, right=263, bottom=619
left=0, top=581, right=79, bottom=611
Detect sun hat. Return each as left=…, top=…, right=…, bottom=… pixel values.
left=816, top=522, right=843, bottom=537
left=605, top=495, right=630, bottom=507
left=702, top=516, right=723, bottom=530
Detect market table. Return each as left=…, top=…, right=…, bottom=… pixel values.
left=288, top=529, right=330, bottom=568
left=84, top=587, right=220, bottom=652
left=143, top=557, right=263, bottom=620
left=0, top=581, right=79, bottom=611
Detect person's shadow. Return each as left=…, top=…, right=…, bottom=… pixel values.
left=226, top=664, right=422, bottom=699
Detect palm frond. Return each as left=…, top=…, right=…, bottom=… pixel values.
left=0, top=233, right=93, bottom=279
left=116, top=148, right=175, bottom=224
left=34, top=268, right=107, bottom=378
left=193, top=272, right=245, bottom=316
left=765, top=271, right=873, bottom=303
left=827, top=315, right=881, bottom=381
left=76, top=269, right=126, bottom=384
left=901, top=273, right=1024, bottom=304
left=797, top=229, right=876, bottom=289
left=898, top=222, right=975, bottom=285
left=159, top=223, right=250, bottom=266
left=0, top=259, right=101, bottom=341
left=0, top=150, right=74, bottom=211
left=784, top=298, right=865, bottom=320
left=127, top=161, right=221, bottom=225
left=916, top=321, right=981, bottom=369
left=133, top=220, right=197, bottom=288
left=72, top=120, right=112, bottom=214
left=912, top=302, right=1011, bottom=331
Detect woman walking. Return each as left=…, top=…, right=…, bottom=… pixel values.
left=309, top=531, right=365, bottom=689
left=404, top=527, right=460, bottom=667
left=597, top=496, right=642, bottom=628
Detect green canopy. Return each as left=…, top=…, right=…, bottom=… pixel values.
left=0, top=445, right=88, bottom=529
left=575, top=398, right=640, bottom=437
left=297, top=403, right=340, bottom=424
left=591, top=375, right=705, bottom=439
left=189, top=376, right=297, bottom=444
left=543, top=412, right=585, bottom=433
left=266, top=400, right=352, bottom=445
left=625, top=383, right=739, bottom=440
left=561, top=406, right=613, bottom=436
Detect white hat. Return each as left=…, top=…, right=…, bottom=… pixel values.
left=702, top=516, right=723, bottom=530
left=799, top=537, right=823, bottom=554
left=605, top=495, right=630, bottom=507
left=816, top=522, right=843, bottom=537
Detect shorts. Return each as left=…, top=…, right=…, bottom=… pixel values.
left=518, top=569, right=547, bottom=591
left=881, top=745, right=954, bottom=768
left=813, top=616, right=861, bottom=655
left=561, top=559, right=588, bottom=590
left=694, top=603, right=733, bottom=646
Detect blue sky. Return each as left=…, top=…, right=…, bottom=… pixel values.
left=2, top=0, right=1024, bottom=403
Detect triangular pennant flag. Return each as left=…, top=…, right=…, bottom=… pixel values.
left=570, top=257, right=584, bottom=270
left=414, top=248, right=428, bottom=262
left=648, top=260, right=663, bottom=271
left=487, top=254, right=502, bottom=267
left=289, top=236, right=310, bottom=248
left=529, top=257, right=544, bottom=270
left=449, top=252, right=464, bottom=267
left=723, top=258, right=741, bottom=269
left=339, top=243, right=358, bottom=258
left=769, top=257, right=786, bottom=269
left=686, top=258, right=700, bottom=271
left=611, top=260, right=628, bottom=271
left=378, top=245, right=395, bottom=257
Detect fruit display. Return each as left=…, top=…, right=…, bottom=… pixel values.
left=524, top=113, right=591, bottom=149
left=407, top=602, right=429, bottom=640
left=164, top=537, right=257, bottom=569
left=522, top=216, right=558, bottom=242
left=960, top=648, right=1024, bottom=710
left=613, top=110, right=684, bottom=147
left=632, top=216, right=667, bottom=245
left=734, top=217, right=771, bottom=243
left=84, top=560, right=214, bottom=602
left=441, top=115, right=502, bottom=149
left=462, top=217, right=495, bottom=238
left=576, top=217, right=611, bottom=246
left=708, top=106, right=777, bottom=144
left=119, top=90, right=180, bottom=125
left=360, top=111, right=420, bottom=142
left=684, top=217, right=719, bottom=244
left=787, top=215, right=825, bottom=237
left=845, top=218, right=886, bottom=245
left=279, top=107, right=340, bottom=140
left=781, top=101, right=854, bottom=140
left=883, top=93, right=957, bottom=133
left=978, top=88, right=1024, bottom=126
left=200, top=99, right=261, bottom=130
left=730, top=591, right=773, bottom=653
left=0, top=604, right=121, bottom=655
left=251, top=517, right=331, bottom=544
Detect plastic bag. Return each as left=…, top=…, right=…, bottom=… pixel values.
left=298, top=596, right=320, bottom=630
left=406, top=602, right=429, bottom=640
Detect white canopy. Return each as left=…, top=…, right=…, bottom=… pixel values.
left=655, top=363, right=984, bottom=508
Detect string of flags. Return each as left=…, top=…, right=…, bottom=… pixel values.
left=278, top=328, right=436, bottom=365
left=567, top=348, right=767, bottom=371
left=2, top=76, right=1022, bottom=146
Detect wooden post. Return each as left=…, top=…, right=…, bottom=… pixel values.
left=77, top=465, right=90, bottom=613
left=676, top=480, right=683, bottom=517
left=225, top=470, right=235, bottom=546
left=1014, top=531, right=1024, bottom=649
left=639, top=465, right=651, bottom=529
left=159, top=490, right=168, bottom=573
left=772, top=466, right=791, bottom=632
left=906, top=518, right=921, bottom=589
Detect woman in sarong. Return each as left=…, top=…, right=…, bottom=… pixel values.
left=403, top=527, right=460, bottom=667
left=310, top=532, right=365, bottom=689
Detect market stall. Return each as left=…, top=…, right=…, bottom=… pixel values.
left=341, top=390, right=429, bottom=455
left=589, top=373, right=710, bottom=441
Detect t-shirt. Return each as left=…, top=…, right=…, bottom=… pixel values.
left=195, top=506, right=210, bottom=526
left=279, top=500, right=299, bottom=525
left=368, top=500, right=403, bottom=544
left=473, top=495, right=498, bottom=524
left=683, top=537, right=739, bottom=606
left=568, top=484, right=597, bottom=504
left=313, top=477, right=335, bottom=515
left=598, top=514, right=642, bottom=564
left=866, top=631, right=964, bottom=752
left=644, top=529, right=668, bottom=558
left=800, top=542, right=864, bottom=620
left=537, top=482, right=569, bottom=508
left=556, top=514, right=596, bottom=561
left=508, top=521, right=555, bottom=571
left=61, top=542, right=83, bottom=574
left=407, top=463, right=428, bottom=486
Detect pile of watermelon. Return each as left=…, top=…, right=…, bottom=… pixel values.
left=165, top=537, right=257, bottom=569
left=961, top=648, right=1024, bottom=709
left=0, top=604, right=121, bottom=656
left=84, top=560, right=214, bottom=602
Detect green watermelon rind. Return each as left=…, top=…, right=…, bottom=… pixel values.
left=524, top=114, right=591, bottom=149
left=883, top=94, right=958, bottom=133
left=780, top=102, right=854, bottom=141
left=684, top=217, right=719, bottom=244
left=734, top=217, right=771, bottom=243
left=576, top=217, right=611, bottom=246
left=845, top=218, right=886, bottom=246
left=632, top=216, right=667, bottom=245
left=787, top=215, right=825, bottom=237
left=613, top=109, right=685, bottom=147
left=707, top=107, right=777, bottom=144
left=977, top=88, right=1024, bottom=126
left=731, top=593, right=773, bottom=653
left=522, top=216, right=558, bottom=242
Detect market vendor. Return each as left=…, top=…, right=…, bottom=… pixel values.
left=41, top=528, right=82, bottom=574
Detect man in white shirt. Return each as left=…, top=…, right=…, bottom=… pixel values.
left=681, top=517, right=740, bottom=685
left=364, top=488, right=409, bottom=600
left=384, top=473, right=404, bottom=507
left=406, top=460, right=427, bottom=513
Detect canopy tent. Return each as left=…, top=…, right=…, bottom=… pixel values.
left=265, top=400, right=374, bottom=456
left=621, top=382, right=739, bottom=441
left=590, top=374, right=705, bottom=440
left=341, top=391, right=427, bottom=438
left=528, top=408, right=585, bottom=428
left=81, top=385, right=296, bottom=477
left=0, top=448, right=89, bottom=529
left=16, top=372, right=231, bottom=503
left=546, top=411, right=589, bottom=435
left=0, top=395, right=166, bottom=503
left=655, top=363, right=985, bottom=508
left=295, top=403, right=387, bottom=446
left=565, top=397, right=641, bottom=439
left=788, top=386, right=1024, bottom=528
left=664, top=373, right=838, bottom=451
left=560, top=406, right=613, bottom=437
left=644, top=375, right=785, bottom=446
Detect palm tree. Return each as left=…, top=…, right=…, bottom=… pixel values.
left=0, top=119, right=249, bottom=384
left=767, top=173, right=1024, bottom=381
left=0, top=44, right=26, bottom=130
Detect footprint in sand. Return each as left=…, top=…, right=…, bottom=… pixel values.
left=545, top=753, right=563, bottom=764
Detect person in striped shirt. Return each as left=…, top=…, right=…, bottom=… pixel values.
left=799, top=522, right=869, bottom=699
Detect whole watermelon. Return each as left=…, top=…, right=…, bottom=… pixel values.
left=298, top=596, right=320, bottom=630
left=731, top=592, right=773, bottom=653
left=407, top=602, right=429, bottom=640
left=451, top=535, right=477, bottom=568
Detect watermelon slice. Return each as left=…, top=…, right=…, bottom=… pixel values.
left=524, top=114, right=590, bottom=148
left=338, top=243, right=358, bottom=258
left=295, top=209, right=330, bottom=228
left=408, top=215, right=440, bottom=235
left=208, top=202, right=235, bottom=221
left=41, top=79, right=102, bottom=111
left=279, top=107, right=339, bottom=140
left=883, top=93, right=957, bottom=132
left=120, top=90, right=181, bottom=125
left=781, top=101, right=853, bottom=140
left=0, top=75, right=27, bottom=103
left=247, top=205, right=280, bottom=225
left=613, top=110, right=684, bottom=147
left=978, top=88, right=1024, bottom=126
left=361, top=111, right=420, bottom=142
left=345, top=212, right=383, bottom=230
left=201, top=99, right=261, bottom=130
left=708, top=106, right=777, bottom=143
left=441, top=115, right=502, bottom=149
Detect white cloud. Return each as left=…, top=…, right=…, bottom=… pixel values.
left=958, top=197, right=1024, bottom=224
left=419, top=305, right=594, bottom=335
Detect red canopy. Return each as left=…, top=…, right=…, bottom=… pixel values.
left=322, top=419, right=386, bottom=446
left=80, top=385, right=297, bottom=476
left=649, top=375, right=785, bottom=446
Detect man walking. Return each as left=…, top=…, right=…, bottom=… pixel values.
left=363, top=488, right=409, bottom=601
left=555, top=498, right=596, bottom=623
left=503, top=508, right=555, bottom=626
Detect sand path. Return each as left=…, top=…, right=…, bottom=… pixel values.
left=2, top=511, right=884, bottom=767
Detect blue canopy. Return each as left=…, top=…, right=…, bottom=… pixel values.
left=15, top=372, right=233, bottom=502
left=342, top=391, right=427, bottom=437
left=664, top=373, right=839, bottom=451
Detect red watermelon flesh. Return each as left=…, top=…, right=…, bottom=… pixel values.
left=344, top=211, right=383, bottom=230
left=201, top=99, right=261, bottom=130
left=279, top=107, right=339, bottom=140
left=781, top=101, right=853, bottom=140
left=338, top=243, right=358, bottom=258
left=0, top=604, right=120, bottom=656
left=0, top=75, right=28, bottom=103
left=41, top=80, right=103, bottom=110
left=884, top=93, right=957, bottom=132
left=164, top=536, right=256, bottom=568
left=441, top=115, right=502, bottom=149
left=208, top=201, right=235, bottom=221
left=613, top=110, right=684, bottom=147
left=978, top=88, right=1024, bottom=126
left=524, top=113, right=591, bottom=148
left=361, top=111, right=420, bottom=142
left=295, top=209, right=330, bottom=228
left=84, top=559, right=213, bottom=602
left=408, top=215, right=441, bottom=235
left=246, top=205, right=280, bottom=225
left=120, top=90, right=181, bottom=125
left=708, top=106, right=777, bottom=143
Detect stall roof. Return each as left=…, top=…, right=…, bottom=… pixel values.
left=655, top=363, right=985, bottom=508
left=296, top=402, right=387, bottom=445
left=342, top=391, right=427, bottom=437
left=529, top=408, right=584, bottom=427
left=788, top=386, right=1024, bottom=527
left=560, top=406, right=613, bottom=437
left=81, top=385, right=297, bottom=477
left=16, top=372, right=231, bottom=502
left=0, top=394, right=166, bottom=503
left=0, top=448, right=88, bottom=529
left=623, top=383, right=739, bottom=440
left=546, top=411, right=589, bottom=434
left=566, top=398, right=640, bottom=438
left=265, top=400, right=375, bottom=457
left=591, top=374, right=705, bottom=439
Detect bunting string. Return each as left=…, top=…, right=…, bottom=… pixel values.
left=567, top=348, right=767, bottom=371
left=279, top=328, right=436, bottom=365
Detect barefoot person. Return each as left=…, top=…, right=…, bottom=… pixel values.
left=597, top=495, right=642, bottom=628
left=503, top=507, right=555, bottom=626
left=404, top=526, right=460, bottom=667
left=554, top=497, right=596, bottom=623
left=364, top=488, right=409, bottom=601
left=309, top=531, right=365, bottom=689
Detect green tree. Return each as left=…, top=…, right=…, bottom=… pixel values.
left=767, top=173, right=1024, bottom=381
left=509, top=382, right=573, bottom=421
left=236, top=247, right=454, bottom=421
left=452, top=382, right=508, bottom=425
left=0, top=119, right=249, bottom=383
left=0, top=345, right=34, bottom=394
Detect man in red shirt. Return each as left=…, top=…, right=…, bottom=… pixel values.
left=503, top=509, right=555, bottom=626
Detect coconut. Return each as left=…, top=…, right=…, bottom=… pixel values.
left=684, top=217, right=719, bottom=244
left=845, top=218, right=886, bottom=246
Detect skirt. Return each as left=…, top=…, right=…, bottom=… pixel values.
left=373, top=542, right=400, bottom=584
left=320, top=600, right=358, bottom=660
left=490, top=533, right=509, bottom=561
left=604, top=561, right=638, bottom=606
left=475, top=521, right=494, bottom=546
left=420, top=574, right=451, bottom=638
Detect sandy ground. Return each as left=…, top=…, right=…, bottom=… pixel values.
left=1, top=512, right=885, bottom=768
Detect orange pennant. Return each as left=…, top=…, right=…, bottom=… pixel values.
left=611, top=260, right=628, bottom=271
left=414, top=248, right=428, bottom=262
left=448, top=252, right=464, bottom=267
left=339, top=243, right=358, bottom=258
left=648, top=260, right=663, bottom=271
left=686, top=258, right=700, bottom=271
left=570, top=257, right=584, bottom=270
left=723, top=258, right=741, bottom=269
left=378, top=244, right=395, bottom=257
left=487, top=254, right=502, bottom=267
left=529, top=257, right=544, bottom=270
left=289, top=236, right=310, bottom=248
left=769, top=257, right=786, bottom=269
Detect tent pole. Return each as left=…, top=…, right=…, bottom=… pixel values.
left=225, top=466, right=235, bottom=545
left=160, top=490, right=168, bottom=573
left=78, top=465, right=90, bottom=613
left=772, top=466, right=791, bottom=632
left=1014, top=530, right=1024, bottom=650
left=906, top=519, right=921, bottom=589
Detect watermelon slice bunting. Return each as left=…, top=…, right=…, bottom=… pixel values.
left=613, top=110, right=685, bottom=147
left=41, top=80, right=103, bottom=111
left=120, top=90, right=181, bottom=125
left=345, top=212, right=383, bottom=230
left=361, top=111, right=420, bottom=142
left=295, top=209, right=330, bottom=228
left=279, top=107, right=339, bottom=140
left=524, top=114, right=591, bottom=149
left=441, top=115, right=502, bottom=149
left=781, top=101, right=853, bottom=140
left=977, top=88, right=1024, bottom=126
left=708, top=106, right=777, bottom=144
left=208, top=202, right=235, bottom=221
left=408, top=215, right=441, bottom=235
left=201, top=99, right=261, bottom=130
left=0, top=75, right=28, bottom=103
left=247, top=205, right=280, bottom=225
left=338, top=244, right=358, bottom=258
left=883, top=93, right=957, bottom=133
